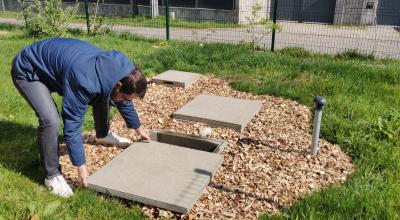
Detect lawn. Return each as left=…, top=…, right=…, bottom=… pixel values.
left=0, top=11, right=17, bottom=19
left=0, top=26, right=399, bottom=219
left=0, top=11, right=241, bottom=29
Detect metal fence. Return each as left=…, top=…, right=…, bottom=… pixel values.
left=1, top=0, right=400, bottom=59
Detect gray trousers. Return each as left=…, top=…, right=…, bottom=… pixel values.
left=12, top=72, right=109, bottom=179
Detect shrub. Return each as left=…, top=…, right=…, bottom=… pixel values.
left=22, top=0, right=77, bottom=37
left=245, top=3, right=282, bottom=51
left=335, top=49, right=375, bottom=61
left=279, top=47, right=312, bottom=58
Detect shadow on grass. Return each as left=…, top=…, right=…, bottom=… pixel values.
left=0, top=120, right=45, bottom=184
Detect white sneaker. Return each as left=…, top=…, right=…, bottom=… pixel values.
left=95, top=131, right=131, bottom=148
left=44, top=175, right=74, bottom=198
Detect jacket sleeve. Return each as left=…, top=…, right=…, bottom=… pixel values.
left=114, top=100, right=141, bottom=129
left=62, top=82, right=91, bottom=166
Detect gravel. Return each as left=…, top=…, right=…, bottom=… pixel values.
left=60, top=75, right=354, bottom=219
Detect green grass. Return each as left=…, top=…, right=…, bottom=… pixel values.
left=0, top=28, right=399, bottom=219
left=76, top=15, right=241, bottom=29
left=0, top=11, right=18, bottom=19
left=0, top=29, right=147, bottom=219
left=0, top=10, right=241, bottom=29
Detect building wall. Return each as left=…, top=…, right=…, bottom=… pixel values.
left=334, top=0, right=378, bottom=25
left=163, top=6, right=237, bottom=23
left=4, top=0, right=400, bottom=26
left=63, top=2, right=238, bottom=23
left=3, top=0, right=21, bottom=11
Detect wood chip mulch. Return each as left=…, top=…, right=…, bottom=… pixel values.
left=60, top=75, right=354, bottom=220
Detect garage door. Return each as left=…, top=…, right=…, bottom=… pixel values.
left=270, top=0, right=336, bottom=23
left=377, top=0, right=400, bottom=26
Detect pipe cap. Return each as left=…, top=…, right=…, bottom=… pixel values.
left=314, top=96, right=326, bottom=110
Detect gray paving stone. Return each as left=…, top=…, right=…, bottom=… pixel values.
left=88, top=141, right=223, bottom=213
left=173, top=94, right=263, bottom=132
left=152, top=70, right=202, bottom=88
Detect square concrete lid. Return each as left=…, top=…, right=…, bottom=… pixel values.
left=173, top=94, right=263, bottom=132
left=152, top=70, right=202, bottom=88
left=88, top=141, right=223, bottom=213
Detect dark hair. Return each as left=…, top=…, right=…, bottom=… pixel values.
left=119, top=68, right=147, bottom=98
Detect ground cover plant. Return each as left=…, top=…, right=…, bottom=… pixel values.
left=0, top=26, right=399, bottom=219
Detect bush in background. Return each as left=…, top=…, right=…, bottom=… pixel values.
left=22, top=0, right=77, bottom=37
left=335, top=49, right=375, bottom=61
left=279, top=47, right=312, bottom=58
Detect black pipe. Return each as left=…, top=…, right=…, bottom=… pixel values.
left=84, top=0, right=90, bottom=35
left=271, top=0, right=278, bottom=52
left=165, top=0, right=170, bottom=40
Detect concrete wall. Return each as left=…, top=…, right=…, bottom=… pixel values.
left=63, top=2, right=237, bottom=23
left=360, top=0, right=378, bottom=25
left=162, top=6, right=237, bottom=23
left=150, top=0, right=159, bottom=17
left=333, top=0, right=378, bottom=25
left=3, top=0, right=22, bottom=11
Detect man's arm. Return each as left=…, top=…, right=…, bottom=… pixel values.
left=62, top=93, right=88, bottom=167
left=62, top=82, right=92, bottom=187
left=114, top=100, right=150, bottom=141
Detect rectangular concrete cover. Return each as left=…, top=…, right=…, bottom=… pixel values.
left=152, top=70, right=202, bottom=88
left=173, top=94, right=263, bottom=132
left=88, top=142, right=223, bottom=213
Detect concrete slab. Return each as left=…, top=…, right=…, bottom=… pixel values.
left=88, top=141, right=223, bottom=213
left=152, top=70, right=202, bottom=88
left=173, top=94, right=263, bottom=132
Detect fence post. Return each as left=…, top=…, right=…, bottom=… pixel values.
left=84, top=0, right=90, bottom=35
left=1, top=0, right=5, bottom=13
left=165, top=0, right=170, bottom=40
left=130, top=0, right=138, bottom=16
left=20, top=0, right=28, bottom=29
left=271, top=0, right=278, bottom=52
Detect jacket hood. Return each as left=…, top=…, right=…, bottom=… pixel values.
left=95, top=50, right=135, bottom=98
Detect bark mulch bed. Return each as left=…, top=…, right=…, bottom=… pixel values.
left=60, top=75, right=354, bottom=219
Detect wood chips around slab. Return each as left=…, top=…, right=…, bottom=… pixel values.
left=59, top=75, right=354, bottom=220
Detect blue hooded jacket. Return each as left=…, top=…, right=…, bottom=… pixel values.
left=12, top=38, right=141, bottom=166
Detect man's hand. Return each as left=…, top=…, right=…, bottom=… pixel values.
left=135, top=126, right=151, bottom=142
left=77, top=165, right=88, bottom=187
